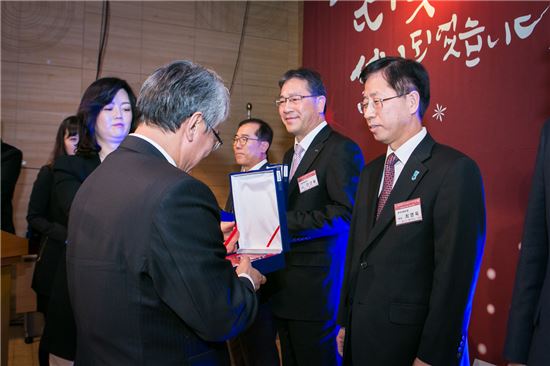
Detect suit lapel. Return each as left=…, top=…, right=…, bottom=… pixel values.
left=363, top=134, right=435, bottom=252
left=365, top=158, right=385, bottom=230
left=287, top=125, right=332, bottom=198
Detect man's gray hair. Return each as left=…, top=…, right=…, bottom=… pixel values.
left=137, top=60, right=230, bottom=132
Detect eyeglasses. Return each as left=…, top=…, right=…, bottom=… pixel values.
left=357, top=93, right=407, bottom=115
left=275, top=95, right=318, bottom=107
left=232, top=136, right=260, bottom=146
left=205, top=123, right=223, bottom=151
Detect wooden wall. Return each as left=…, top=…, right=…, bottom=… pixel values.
left=1, top=1, right=302, bottom=236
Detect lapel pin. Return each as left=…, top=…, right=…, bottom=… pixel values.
left=411, top=170, right=419, bottom=181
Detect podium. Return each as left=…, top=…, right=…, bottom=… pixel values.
left=1, top=231, right=28, bottom=366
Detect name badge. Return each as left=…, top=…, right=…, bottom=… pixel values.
left=297, top=170, right=319, bottom=193
left=394, top=198, right=423, bottom=225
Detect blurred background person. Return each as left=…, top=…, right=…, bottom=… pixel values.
left=27, top=116, right=79, bottom=366
left=225, top=118, right=279, bottom=366
left=1, top=140, right=23, bottom=234
left=504, top=118, right=550, bottom=366
left=225, top=118, right=273, bottom=212
left=43, top=77, right=137, bottom=365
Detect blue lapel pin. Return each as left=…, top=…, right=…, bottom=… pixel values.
left=411, top=170, right=419, bottom=181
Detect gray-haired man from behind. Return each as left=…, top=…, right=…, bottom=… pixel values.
left=66, top=60, right=266, bottom=365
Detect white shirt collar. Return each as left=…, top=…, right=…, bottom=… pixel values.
left=295, top=121, right=328, bottom=153
left=242, top=159, right=268, bottom=172
left=386, top=127, right=427, bottom=166
left=130, top=133, right=177, bottom=167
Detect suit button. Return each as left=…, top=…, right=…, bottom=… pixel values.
left=360, top=262, right=368, bottom=269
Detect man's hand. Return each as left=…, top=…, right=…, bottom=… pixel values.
left=220, top=221, right=239, bottom=253
left=412, top=357, right=430, bottom=366
left=236, top=256, right=266, bottom=291
left=336, top=327, right=345, bottom=357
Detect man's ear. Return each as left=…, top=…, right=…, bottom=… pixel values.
left=260, top=141, right=270, bottom=154
left=183, top=112, right=203, bottom=142
left=316, top=95, right=327, bottom=114
left=407, top=90, right=421, bottom=116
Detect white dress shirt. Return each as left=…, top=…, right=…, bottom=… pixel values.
left=242, top=158, right=268, bottom=172
left=290, top=121, right=328, bottom=174
left=131, top=133, right=177, bottom=167
left=378, top=127, right=427, bottom=196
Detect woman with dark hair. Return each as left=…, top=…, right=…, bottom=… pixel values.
left=74, top=77, right=138, bottom=160
left=50, top=117, right=79, bottom=163
left=42, top=77, right=137, bottom=366
left=27, top=115, right=79, bottom=366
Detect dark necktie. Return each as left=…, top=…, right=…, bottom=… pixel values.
left=376, top=153, right=398, bottom=219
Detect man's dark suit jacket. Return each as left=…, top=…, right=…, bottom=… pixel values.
left=269, top=125, right=364, bottom=322
left=66, top=136, right=259, bottom=365
left=1, top=141, right=22, bottom=233
left=504, top=119, right=550, bottom=366
left=339, top=133, right=486, bottom=366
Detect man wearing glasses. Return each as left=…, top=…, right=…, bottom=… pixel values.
left=225, top=117, right=280, bottom=366
left=65, top=60, right=265, bottom=364
left=268, top=68, right=364, bottom=365
left=225, top=118, right=274, bottom=212
left=337, top=57, right=486, bottom=366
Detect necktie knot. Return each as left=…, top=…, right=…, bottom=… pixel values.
left=294, top=144, right=304, bottom=158
left=385, top=153, right=398, bottom=167
left=289, top=144, right=304, bottom=180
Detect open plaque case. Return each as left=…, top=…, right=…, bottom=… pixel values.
left=226, top=165, right=290, bottom=273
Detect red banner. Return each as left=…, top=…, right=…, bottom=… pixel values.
left=303, top=1, right=550, bottom=364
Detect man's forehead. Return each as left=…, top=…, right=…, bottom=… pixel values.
left=280, top=78, right=309, bottom=92
left=362, top=74, right=393, bottom=96
left=237, top=122, right=260, bottom=135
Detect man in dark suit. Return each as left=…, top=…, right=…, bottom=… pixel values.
left=337, top=57, right=485, bottom=366
left=269, top=68, right=364, bottom=365
left=66, top=60, right=266, bottom=365
left=225, top=118, right=279, bottom=366
left=225, top=118, right=273, bottom=213
left=1, top=140, right=23, bottom=234
left=504, top=118, right=550, bottom=366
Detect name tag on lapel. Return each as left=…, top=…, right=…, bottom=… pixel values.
left=297, top=170, right=319, bottom=193
left=394, top=198, right=423, bottom=225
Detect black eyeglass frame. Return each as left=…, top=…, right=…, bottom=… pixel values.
left=275, top=95, right=319, bottom=107
left=232, top=136, right=261, bottom=146
left=204, top=123, right=223, bottom=151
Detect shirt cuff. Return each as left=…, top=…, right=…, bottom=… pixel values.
left=238, top=273, right=256, bottom=291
